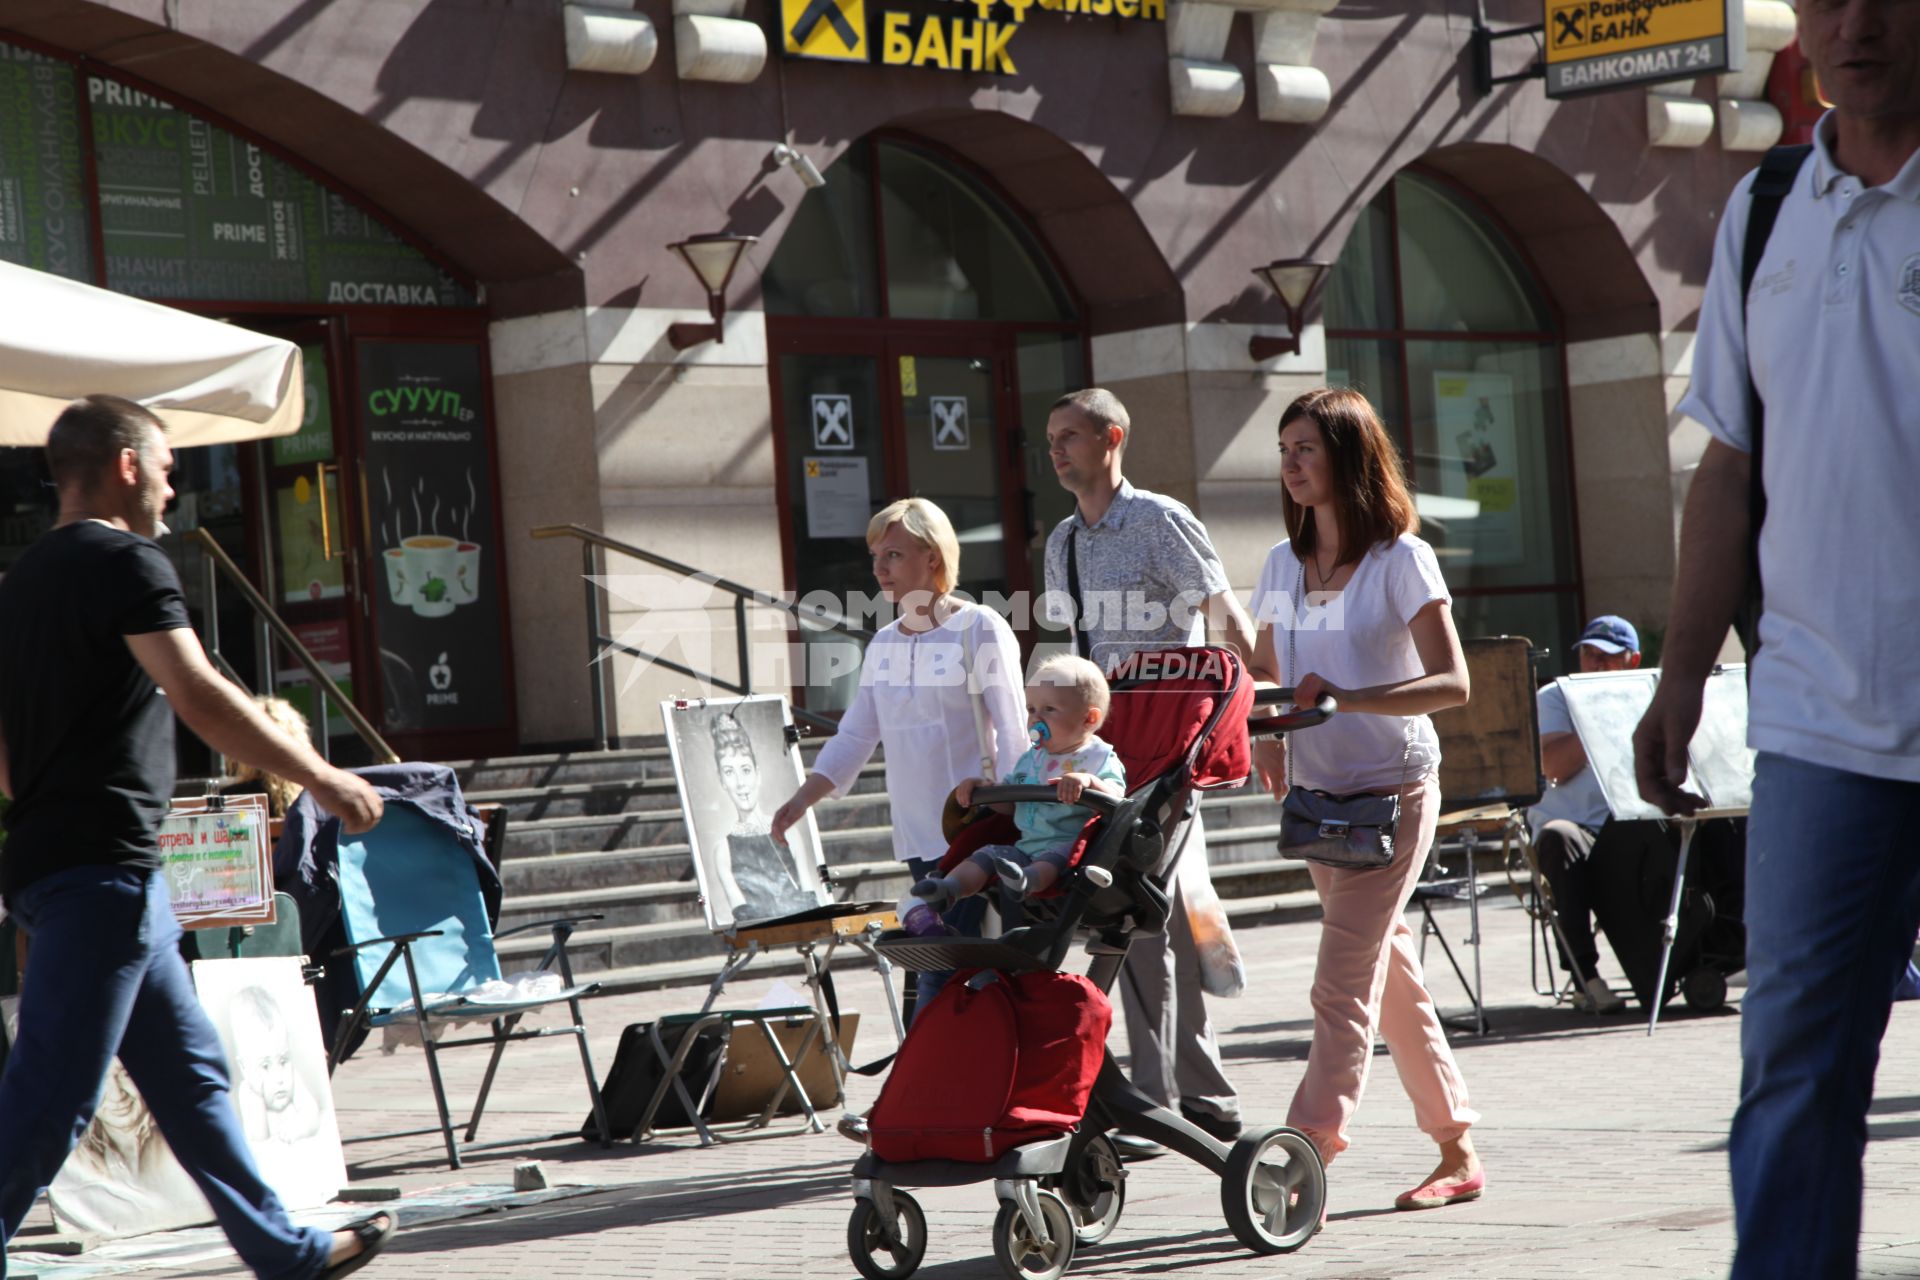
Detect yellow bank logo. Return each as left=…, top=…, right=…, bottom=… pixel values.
left=1545, top=0, right=1724, bottom=61
left=785, top=0, right=868, bottom=62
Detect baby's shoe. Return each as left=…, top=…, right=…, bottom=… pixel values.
left=990, top=855, right=1033, bottom=900
left=911, top=877, right=956, bottom=911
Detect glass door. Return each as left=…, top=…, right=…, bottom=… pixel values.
left=775, top=346, right=886, bottom=712
left=254, top=322, right=369, bottom=759
left=892, top=343, right=1010, bottom=602
left=772, top=332, right=1025, bottom=712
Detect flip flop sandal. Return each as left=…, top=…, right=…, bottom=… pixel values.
left=319, top=1212, right=397, bottom=1279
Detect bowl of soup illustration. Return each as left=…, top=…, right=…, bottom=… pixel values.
left=402, top=536, right=459, bottom=617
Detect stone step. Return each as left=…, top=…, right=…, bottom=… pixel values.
left=466, top=770, right=888, bottom=824
left=446, top=732, right=840, bottom=795
left=492, top=801, right=1296, bottom=905
left=479, top=774, right=891, bottom=847
left=502, top=814, right=906, bottom=862
left=494, top=852, right=1326, bottom=936
left=497, top=861, right=913, bottom=932
left=496, top=852, right=1510, bottom=979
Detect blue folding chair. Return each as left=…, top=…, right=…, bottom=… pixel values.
left=327, top=804, right=610, bottom=1168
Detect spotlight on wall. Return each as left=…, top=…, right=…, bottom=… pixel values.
left=770, top=142, right=827, bottom=191
left=666, top=233, right=758, bottom=350
left=1248, top=258, right=1331, bottom=361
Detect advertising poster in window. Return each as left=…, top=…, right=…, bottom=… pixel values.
left=357, top=341, right=507, bottom=734
left=1433, top=371, right=1522, bottom=568
left=85, top=77, right=472, bottom=306
left=0, top=45, right=90, bottom=281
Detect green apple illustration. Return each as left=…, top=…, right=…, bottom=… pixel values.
left=422, top=574, right=449, bottom=603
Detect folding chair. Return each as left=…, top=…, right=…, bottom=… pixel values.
left=327, top=804, right=610, bottom=1169
left=1419, top=636, right=1546, bottom=1036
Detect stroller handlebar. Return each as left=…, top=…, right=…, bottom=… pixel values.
left=969, top=785, right=1124, bottom=815
left=1246, top=694, right=1337, bottom=738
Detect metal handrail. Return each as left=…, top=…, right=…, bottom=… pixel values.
left=531, top=523, right=873, bottom=747
left=186, top=528, right=401, bottom=765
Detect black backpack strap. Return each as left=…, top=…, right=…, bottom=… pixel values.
left=1065, top=527, right=1091, bottom=660
left=1734, top=142, right=1813, bottom=659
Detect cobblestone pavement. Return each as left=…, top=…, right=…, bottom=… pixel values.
left=17, top=894, right=1920, bottom=1279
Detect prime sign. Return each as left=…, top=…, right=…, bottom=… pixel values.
left=1543, top=0, right=1746, bottom=98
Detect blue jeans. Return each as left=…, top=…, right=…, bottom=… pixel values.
left=1730, top=754, right=1920, bottom=1280
left=0, top=866, right=329, bottom=1280
left=903, top=856, right=987, bottom=1023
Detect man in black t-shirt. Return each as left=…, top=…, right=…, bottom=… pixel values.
left=0, top=397, right=393, bottom=1279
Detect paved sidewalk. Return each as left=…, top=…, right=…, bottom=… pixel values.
left=15, top=894, right=1920, bottom=1278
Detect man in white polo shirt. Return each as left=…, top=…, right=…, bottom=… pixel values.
left=1634, top=3, right=1920, bottom=1276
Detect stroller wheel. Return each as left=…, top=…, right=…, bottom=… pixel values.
left=848, top=1191, right=927, bottom=1280
left=1683, top=966, right=1728, bottom=1012
left=992, top=1188, right=1076, bottom=1280
left=1045, top=1133, right=1126, bottom=1245
left=1221, top=1126, right=1324, bottom=1255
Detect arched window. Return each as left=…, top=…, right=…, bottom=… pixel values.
left=765, top=138, right=1075, bottom=324
left=1326, top=170, right=1580, bottom=667
left=762, top=135, right=1085, bottom=709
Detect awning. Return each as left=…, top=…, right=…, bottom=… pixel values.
left=0, top=261, right=302, bottom=448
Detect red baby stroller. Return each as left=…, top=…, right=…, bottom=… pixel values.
left=847, top=646, right=1333, bottom=1280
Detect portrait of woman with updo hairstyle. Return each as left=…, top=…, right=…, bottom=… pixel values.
left=707, top=710, right=813, bottom=922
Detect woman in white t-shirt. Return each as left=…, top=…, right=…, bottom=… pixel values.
left=1247, top=388, right=1484, bottom=1217
left=770, top=498, right=1027, bottom=1008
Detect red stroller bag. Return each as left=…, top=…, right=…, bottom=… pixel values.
left=867, top=970, right=1112, bottom=1163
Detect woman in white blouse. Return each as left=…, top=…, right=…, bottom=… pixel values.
left=1247, top=388, right=1482, bottom=1218
left=771, top=497, right=1027, bottom=1009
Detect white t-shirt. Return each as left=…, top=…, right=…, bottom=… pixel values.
left=1529, top=681, right=1610, bottom=831
left=1678, top=112, right=1920, bottom=783
left=1250, top=535, right=1449, bottom=795
left=809, top=604, right=1028, bottom=861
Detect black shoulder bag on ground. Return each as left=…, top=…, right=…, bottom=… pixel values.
left=1731, top=143, right=1813, bottom=661
left=1276, top=560, right=1407, bottom=870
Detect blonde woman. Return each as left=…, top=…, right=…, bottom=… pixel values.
left=223, top=696, right=312, bottom=818
left=771, top=498, right=1026, bottom=1010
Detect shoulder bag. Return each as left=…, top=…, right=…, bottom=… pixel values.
left=1276, top=558, right=1409, bottom=870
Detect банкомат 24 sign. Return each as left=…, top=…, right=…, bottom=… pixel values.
left=1543, top=0, right=1746, bottom=98
left=782, top=0, right=1163, bottom=74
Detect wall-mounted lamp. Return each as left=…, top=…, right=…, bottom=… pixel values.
left=666, top=233, right=758, bottom=350
left=1248, top=258, right=1331, bottom=361
left=770, top=142, right=827, bottom=190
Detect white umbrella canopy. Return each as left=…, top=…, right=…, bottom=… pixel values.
left=0, top=261, right=302, bottom=448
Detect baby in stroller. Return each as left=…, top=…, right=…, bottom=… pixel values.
left=849, top=646, right=1335, bottom=1280
left=912, top=655, right=1126, bottom=908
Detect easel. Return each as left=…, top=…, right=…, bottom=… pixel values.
left=1557, top=665, right=1754, bottom=1037
left=698, top=909, right=905, bottom=1087
left=1421, top=637, right=1548, bottom=1036
left=1645, top=807, right=1746, bottom=1036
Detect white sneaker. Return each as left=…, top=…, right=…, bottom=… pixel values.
left=1581, top=976, right=1627, bottom=1013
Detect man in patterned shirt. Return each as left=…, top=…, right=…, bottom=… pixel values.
left=1042, top=388, right=1256, bottom=1155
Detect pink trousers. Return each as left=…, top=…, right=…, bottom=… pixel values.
left=1285, top=773, right=1479, bottom=1164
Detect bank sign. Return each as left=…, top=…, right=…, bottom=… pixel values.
left=1543, top=0, right=1745, bottom=98
left=782, top=0, right=1163, bottom=74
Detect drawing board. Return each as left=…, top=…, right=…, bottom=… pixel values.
left=1557, top=665, right=1753, bottom=822
left=661, top=694, right=830, bottom=932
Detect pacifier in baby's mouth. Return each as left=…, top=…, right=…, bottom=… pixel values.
left=1028, top=720, right=1051, bottom=745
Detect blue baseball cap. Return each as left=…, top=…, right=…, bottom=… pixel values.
left=1577, top=615, right=1639, bottom=655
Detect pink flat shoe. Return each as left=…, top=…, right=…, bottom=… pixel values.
left=1394, top=1169, right=1485, bottom=1211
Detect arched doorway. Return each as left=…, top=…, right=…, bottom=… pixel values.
left=1326, top=168, right=1581, bottom=666
left=0, top=36, right=514, bottom=760
left=763, top=133, right=1090, bottom=706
